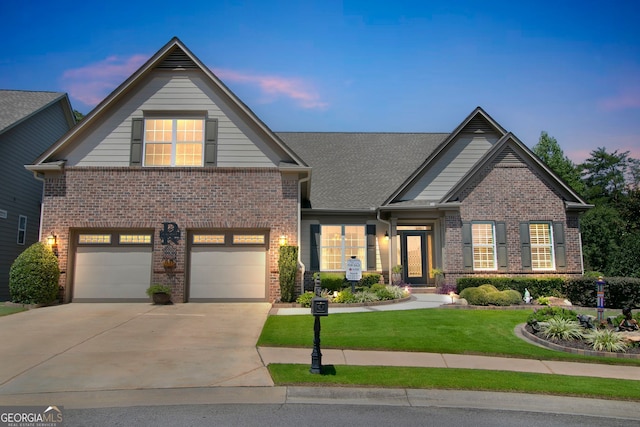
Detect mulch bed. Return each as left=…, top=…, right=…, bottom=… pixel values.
left=524, top=324, right=640, bottom=355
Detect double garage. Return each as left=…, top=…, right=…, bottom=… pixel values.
left=71, top=229, right=268, bottom=302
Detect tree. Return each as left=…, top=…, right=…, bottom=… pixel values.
left=580, top=147, right=630, bottom=205
left=73, top=110, right=85, bottom=122
left=579, top=206, right=625, bottom=274
left=532, top=131, right=585, bottom=195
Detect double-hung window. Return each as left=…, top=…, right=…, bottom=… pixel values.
left=472, top=222, right=496, bottom=270
left=144, top=118, right=204, bottom=166
left=320, top=225, right=366, bottom=271
left=529, top=223, right=555, bottom=270
left=17, top=215, right=27, bottom=245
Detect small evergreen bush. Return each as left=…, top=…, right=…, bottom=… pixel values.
left=9, top=242, right=60, bottom=304
left=333, top=289, right=357, bottom=304
left=296, top=292, right=314, bottom=307
left=278, top=245, right=298, bottom=302
left=527, top=306, right=577, bottom=325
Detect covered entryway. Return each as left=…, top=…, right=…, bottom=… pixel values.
left=73, top=231, right=153, bottom=301
left=188, top=230, right=268, bottom=301
left=399, top=225, right=435, bottom=285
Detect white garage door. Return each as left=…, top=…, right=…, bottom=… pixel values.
left=190, top=247, right=266, bottom=300
left=73, top=232, right=153, bottom=302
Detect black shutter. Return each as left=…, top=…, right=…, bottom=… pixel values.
left=310, top=224, right=320, bottom=271
left=553, top=222, right=566, bottom=269
left=130, top=118, right=143, bottom=166
left=496, top=222, right=508, bottom=270
left=366, top=224, right=376, bottom=270
left=204, top=118, right=218, bottom=166
left=462, top=222, right=473, bottom=271
left=520, top=222, right=532, bottom=270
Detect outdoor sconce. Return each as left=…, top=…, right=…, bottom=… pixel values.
left=279, top=235, right=288, bottom=246
left=47, top=232, right=58, bottom=257
left=384, top=231, right=389, bottom=241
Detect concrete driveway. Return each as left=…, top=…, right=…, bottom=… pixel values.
left=0, top=302, right=273, bottom=396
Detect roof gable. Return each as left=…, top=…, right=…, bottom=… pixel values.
left=31, top=38, right=306, bottom=168
left=384, top=107, right=507, bottom=206
left=442, top=132, right=590, bottom=207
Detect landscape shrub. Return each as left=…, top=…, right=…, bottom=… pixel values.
left=359, top=273, right=381, bottom=287
left=457, top=277, right=564, bottom=299
left=353, top=289, right=379, bottom=303
left=333, top=289, right=357, bottom=304
left=527, top=306, right=577, bottom=325
left=296, top=292, right=314, bottom=307
left=9, top=242, right=60, bottom=304
left=541, top=317, right=584, bottom=341
left=318, top=272, right=346, bottom=291
left=278, top=245, right=298, bottom=302
left=459, top=287, right=488, bottom=305
left=564, top=276, right=640, bottom=308
left=436, top=283, right=457, bottom=295
left=584, top=329, right=629, bottom=352
left=459, top=285, right=521, bottom=306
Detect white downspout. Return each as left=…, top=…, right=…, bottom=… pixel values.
left=298, top=172, right=311, bottom=295
left=376, top=209, right=392, bottom=284
left=31, top=171, right=46, bottom=241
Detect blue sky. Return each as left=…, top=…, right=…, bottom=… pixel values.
left=1, top=0, right=638, bottom=162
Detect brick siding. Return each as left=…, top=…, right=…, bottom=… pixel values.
left=444, top=156, right=584, bottom=283
left=41, top=167, right=298, bottom=302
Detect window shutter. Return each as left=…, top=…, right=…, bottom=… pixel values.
left=462, top=222, right=473, bottom=271
left=310, top=224, right=320, bottom=271
left=520, top=222, right=532, bottom=270
left=204, top=118, right=218, bottom=166
left=366, top=224, right=376, bottom=270
left=496, top=222, right=508, bottom=270
left=553, top=222, right=566, bottom=269
left=130, top=118, right=143, bottom=166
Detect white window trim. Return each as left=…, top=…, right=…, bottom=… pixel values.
left=17, top=215, right=27, bottom=245
left=143, top=118, right=204, bottom=167
left=530, top=222, right=556, bottom=271
left=472, top=222, right=497, bottom=271
left=319, top=225, right=367, bottom=271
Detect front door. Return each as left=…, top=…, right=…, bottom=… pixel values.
left=400, top=231, right=430, bottom=285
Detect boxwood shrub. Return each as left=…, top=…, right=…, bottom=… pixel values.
left=316, top=272, right=382, bottom=292
left=457, top=277, right=565, bottom=299
left=9, top=242, right=60, bottom=304
left=459, top=284, right=522, bottom=306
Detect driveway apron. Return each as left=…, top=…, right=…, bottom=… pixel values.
left=0, top=303, right=273, bottom=395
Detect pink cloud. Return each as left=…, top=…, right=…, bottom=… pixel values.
left=599, top=86, right=640, bottom=111
left=61, top=55, right=328, bottom=111
left=214, top=68, right=329, bottom=110
left=61, top=55, right=148, bottom=106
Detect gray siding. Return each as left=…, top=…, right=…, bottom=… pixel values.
left=0, top=101, right=72, bottom=300
left=62, top=72, right=281, bottom=167
left=401, top=134, right=499, bottom=202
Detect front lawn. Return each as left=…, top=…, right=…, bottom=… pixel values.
left=0, top=303, right=26, bottom=317
left=258, top=309, right=640, bottom=365
left=268, top=364, right=640, bottom=401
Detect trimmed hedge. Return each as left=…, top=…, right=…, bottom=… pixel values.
left=459, top=284, right=522, bottom=306
left=564, top=277, right=640, bottom=309
left=457, top=277, right=565, bottom=299
left=316, top=272, right=382, bottom=292
left=9, top=242, right=60, bottom=304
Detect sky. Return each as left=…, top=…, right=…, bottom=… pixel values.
left=1, top=0, right=638, bottom=163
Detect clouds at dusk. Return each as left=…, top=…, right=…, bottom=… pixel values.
left=61, top=55, right=328, bottom=111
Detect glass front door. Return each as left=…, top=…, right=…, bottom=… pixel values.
left=400, top=231, right=430, bottom=285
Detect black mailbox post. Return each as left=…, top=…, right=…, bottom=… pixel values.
left=310, top=294, right=328, bottom=374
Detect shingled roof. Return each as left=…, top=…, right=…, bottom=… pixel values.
left=0, top=90, right=66, bottom=134
left=277, top=132, right=449, bottom=209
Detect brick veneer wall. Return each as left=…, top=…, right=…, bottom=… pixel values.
left=41, top=167, right=299, bottom=302
left=444, top=155, right=584, bottom=284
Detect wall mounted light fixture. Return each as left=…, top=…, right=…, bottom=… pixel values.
left=279, top=235, right=288, bottom=246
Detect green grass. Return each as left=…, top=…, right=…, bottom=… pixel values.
left=268, top=364, right=640, bottom=401
left=0, top=303, right=26, bottom=317
left=258, top=309, right=640, bottom=365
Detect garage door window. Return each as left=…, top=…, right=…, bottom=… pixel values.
left=233, top=235, right=265, bottom=245
left=119, top=235, right=152, bottom=244
left=193, top=234, right=225, bottom=244
left=79, top=234, right=111, bottom=244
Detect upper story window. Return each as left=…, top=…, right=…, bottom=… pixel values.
left=472, top=222, right=496, bottom=270
left=144, top=119, right=204, bottom=167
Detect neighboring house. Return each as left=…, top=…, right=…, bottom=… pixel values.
left=0, top=90, right=75, bottom=300
left=25, top=38, right=591, bottom=303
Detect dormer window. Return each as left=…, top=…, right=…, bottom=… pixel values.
left=143, top=119, right=204, bottom=166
